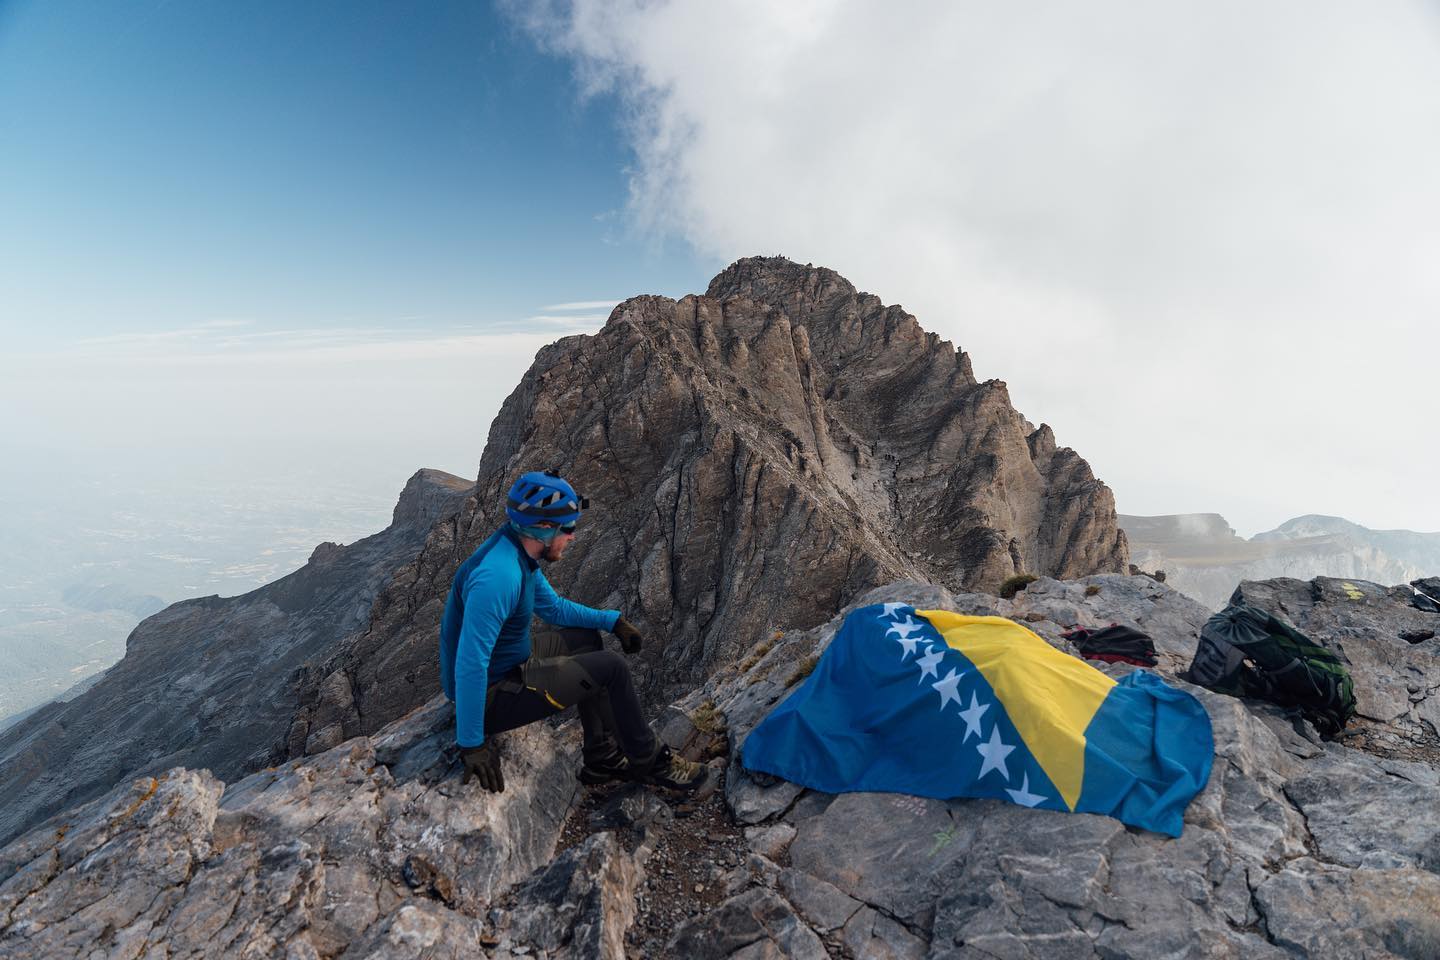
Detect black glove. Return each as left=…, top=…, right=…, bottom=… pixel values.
left=460, top=741, right=504, bottom=792
left=613, top=615, right=643, bottom=654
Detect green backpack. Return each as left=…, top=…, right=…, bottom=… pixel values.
left=1184, top=603, right=1356, bottom=736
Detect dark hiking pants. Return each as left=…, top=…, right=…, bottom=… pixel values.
left=483, top=628, right=657, bottom=765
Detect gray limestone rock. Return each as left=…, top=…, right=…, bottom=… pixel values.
left=745, top=823, right=797, bottom=861
left=777, top=869, right=861, bottom=933
left=337, top=901, right=490, bottom=960
left=4, top=571, right=1440, bottom=958
left=0, top=696, right=578, bottom=960
left=842, top=906, right=928, bottom=960
left=1252, top=859, right=1440, bottom=959
left=728, top=763, right=807, bottom=826
left=0, top=468, right=474, bottom=848
left=499, top=831, right=642, bottom=960
left=588, top=783, right=674, bottom=837
left=787, top=792, right=967, bottom=932
left=666, top=887, right=828, bottom=960
left=1284, top=751, right=1440, bottom=871
left=724, top=853, right=785, bottom=898
left=289, top=257, right=1129, bottom=750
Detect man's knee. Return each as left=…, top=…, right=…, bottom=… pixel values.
left=576, top=648, right=631, bottom=689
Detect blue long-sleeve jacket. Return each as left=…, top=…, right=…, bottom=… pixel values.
left=439, top=526, right=620, bottom=747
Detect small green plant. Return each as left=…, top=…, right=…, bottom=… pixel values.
left=1084, top=584, right=1101, bottom=596
left=787, top=655, right=819, bottom=687
left=929, top=823, right=960, bottom=857
left=999, top=573, right=1038, bottom=599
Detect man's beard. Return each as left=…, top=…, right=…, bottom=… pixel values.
left=541, top=540, right=564, bottom=562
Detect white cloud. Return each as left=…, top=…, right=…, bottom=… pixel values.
left=42, top=318, right=611, bottom=366
left=525, top=313, right=610, bottom=325
left=539, top=299, right=622, bottom=311
left=515, top=0, right=1440, bottom=535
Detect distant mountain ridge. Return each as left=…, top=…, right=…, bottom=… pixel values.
left=59, top=582, right=166, bottom=619
left=1121, top=512, right=1440, bottom=609
left=0, top=468, right=474, bottom=847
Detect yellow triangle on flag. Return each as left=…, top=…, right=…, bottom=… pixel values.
left=919, top=612, right=1115, bottom=810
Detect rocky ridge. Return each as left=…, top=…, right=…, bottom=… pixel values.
left=0, top=468, right=474, bottom=849
left=286, top=257, right=1128, bottom=755
left=1122, top=512, right=1440, bottom=610
left=4, top=572, right=1438, bottom=958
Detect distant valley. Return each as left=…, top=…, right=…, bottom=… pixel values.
left=0, top=472, right=397, bottom=728
left=1120, top=512, right=1440, bottom=610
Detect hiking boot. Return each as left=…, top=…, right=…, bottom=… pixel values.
left=578, top=746, right=636, bottom=785
left=638, top=744, right=709, bottom=794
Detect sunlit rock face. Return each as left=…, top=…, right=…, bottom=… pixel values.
left=288, top=256, right=1127, bottom=751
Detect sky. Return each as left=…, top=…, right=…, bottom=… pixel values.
left=0, top=0, right=714, bottom=499
left=2, top=0, right=1437, bottom=540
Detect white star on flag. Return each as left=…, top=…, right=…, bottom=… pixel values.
left=915, top=644, right=945, bottom=681
left=931, top=668, right=964, bottom=712
left=1006, top=774, right=1047, bottom=808
left=886, top=616, right=924, bottom=642
left=878, top=602, right=910, bottom=619
left=893, top=632, right=924, bottom=661
left=976, top=725, right=1015, bottom=781
left=958, top=692, right=989, bottom=742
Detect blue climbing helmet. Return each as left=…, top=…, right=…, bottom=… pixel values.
left=505, top=469, right=588, bottom=541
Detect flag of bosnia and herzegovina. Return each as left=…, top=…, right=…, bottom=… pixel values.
left=741, top=603, right=1214, bottom=837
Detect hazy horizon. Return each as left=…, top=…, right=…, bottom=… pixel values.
left=4, top=1, right=1438, bottom=719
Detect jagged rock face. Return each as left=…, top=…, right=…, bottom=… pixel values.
left=6, top=573, right=1438, bottom=959
left=0, top=469, right=473, bottom=849
left=288, top=257, right=1127, bottom=751
left=0, top=699, right=586, bottom=960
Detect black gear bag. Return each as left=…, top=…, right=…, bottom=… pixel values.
left=1183, top=603, right=1356, bottom=736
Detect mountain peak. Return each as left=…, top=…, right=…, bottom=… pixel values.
left=390, top=468, right=475, bottom=528
left=283, top=256, right=1128, bottom=756
left=704, top=255, right=858, bottom=303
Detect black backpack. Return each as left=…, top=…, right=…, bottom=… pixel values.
left=1062, top=624, right=1158, bottom=667
left=1183, top=603, right=1356, bottom=736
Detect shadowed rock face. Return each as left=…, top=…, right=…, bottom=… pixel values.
left=0, top=469, right=473, bottom=849
left=286, top=257, right=1128, bottom=752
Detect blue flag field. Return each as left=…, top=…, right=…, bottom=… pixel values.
left=741, top=604, right=1214, bottom=837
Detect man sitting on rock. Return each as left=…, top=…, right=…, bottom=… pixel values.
left=439, top=469, right=707, bottom=795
